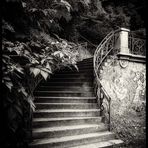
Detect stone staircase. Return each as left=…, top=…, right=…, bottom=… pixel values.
left=30, top=57, right=123, bottom=148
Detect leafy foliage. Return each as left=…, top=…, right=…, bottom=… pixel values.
left=2, top=2, right=79, bottom=144
left=2, top=31, right=79, bottom=147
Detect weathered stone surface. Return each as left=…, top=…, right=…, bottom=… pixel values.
left=100, top=58, right=145, bottom=115
left=100, top=56, right=146, bottom=144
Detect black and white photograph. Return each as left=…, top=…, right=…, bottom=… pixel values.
left=1, top=0, right=146, bottom=148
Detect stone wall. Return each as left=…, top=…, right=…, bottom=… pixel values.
left=100, top=56, right=146, bottom=145
left=100, top=57, right=146, bottom=115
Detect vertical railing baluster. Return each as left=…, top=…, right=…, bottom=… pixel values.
left=108, top=98, right=111, bottom=131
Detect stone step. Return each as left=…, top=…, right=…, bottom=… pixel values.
left=33, top=117, right=102, bottom=128
left=35, top=103, right=99, bottom=109
left=35, top=97, right=97, bottom=103
left=39, top=81, right=93, bottom=87
left=77, top=61, right=93, bottom=65
left=33, top=109, right=100, bottom=118
left=56, top=64, right=92, bottom=69
left=34, top=91, right=94, bottom=97
left=54, top=73, right=93, bottom=77
left=55, top=71, right=93, bottom=75
left=77, top=63, right=93, bottom=68
left=51, top=75, right=93, bottom=80
left=56, top=64, right=93, bottom=73
left=45, top=77, right=93, bottom=82
left=56, top=68, right=93, bottom=74
left=77, top=65, right=93, bottom=69
left=32, top=124, right=107, bottom=139
left=30, top=131, right=115, bottom=148
left=36, top=86, right=93, bottom=91
left=70, top=139, right=124, bottom=148
left=79, top=57, right=93, bottom=63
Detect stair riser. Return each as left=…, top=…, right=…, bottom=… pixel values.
left=56, top=69, right=93, bottom=75
left=77, top=63, right=93, bottom=70
left=51, top=74, right=93, bottom=79
left=35, top=104, right=98, bottom=109
left=33, top=111, right=100, bottom=118
left=39, top=82, right=93, bottom=87
left=79, top=62, right=93, bottom=65
left=44, top=78, right=93, bottom=82
left=53, top=74, right=93, bottom=79
left=54, top=73, right=93, bottom=78
left=33, top=126, right=107, bottom=139
left=78, top=59, right=93, bottom=64
left=77, top=64, right=93, bottom=68
left=57, top=67, right=94, bottom=73
left=58, top=66, right=93, bottom=70
left=34, top=92, right=94, bottom=97
left=35, top=98, right=97, bottom=103
left=33, top=118, right=102, bottom=128
left=31, top=134, right=114, bottom=148
left=77, top=62, right=93, bottom=66
left=36, top=86, right=93, bottom=91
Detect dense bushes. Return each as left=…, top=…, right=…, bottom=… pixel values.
left=2, top=1, right=80, bottom=147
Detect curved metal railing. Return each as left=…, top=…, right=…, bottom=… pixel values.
left=129, top=32, right=146, bottom=56
left=93, top=28, right=146, bottom=130
left=93, top=29, right=121, bottom=130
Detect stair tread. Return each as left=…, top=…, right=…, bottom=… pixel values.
left=38, top=86, right=93, bottom=87
left=55, top=73, right=93, bottom=75
left=40, top=81, right=93, bottom=83
left=33, top=124, right=106, bottom=133
left=31, top=131, right=114, bottom=145
left=33, top=117, right=101, bottom=122
left=35, top=109, right=100, bottom=113
left=70, top=139, right=123, bottom=148
left=35, top=103, right=97, bottom=105
left=35, top=91, right=93, bottom=93
left=35, top=97, right=96, bottom=99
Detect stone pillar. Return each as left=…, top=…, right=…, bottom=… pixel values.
left=119, top=28, right=130, bottom=54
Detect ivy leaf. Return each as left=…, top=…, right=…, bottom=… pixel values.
left=40, top=70, right=49, bottom=80
left=2, top=19, right=15, bottom=33
left=15, top=66, right=24, bottom=74
left=7, top=47, right=13, bottom=52
left=53, top=51, right=61, bottom=56
left=46, top=63, right=51, bottom=71
left=18, top=87, right=28, bottom=97
left=30, top=67, right=40, bottom=77
left=14, top=105, right=23, bottom=116
left=3, top=54, right=11, bottom=60
left=47, top=56, right=53, bottom=60
left=27, top=95, right=36, bottom=112
left=22, top=2, right=27, bottom=8
left=3, top=76, right=11, bottom=81
left=29, top=8, right=37, bottom=13
left=60, top=52, right=64, bottom=58
left=5, top=81, right=13, bottom=91
left=41, top=59, right=46, bottom=64
left=74, top=65, right=79, bottom=71
left=41, top=68, right=52, bottom=74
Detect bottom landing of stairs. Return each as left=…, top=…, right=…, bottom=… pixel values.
left=30, top=132, right=123, bottom=148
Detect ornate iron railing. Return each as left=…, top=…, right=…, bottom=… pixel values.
left=93, top=28, right=146, bottom=131
left=93, top=29, right=121, bottom=130
left=128, top=33, right=146, bottom=56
